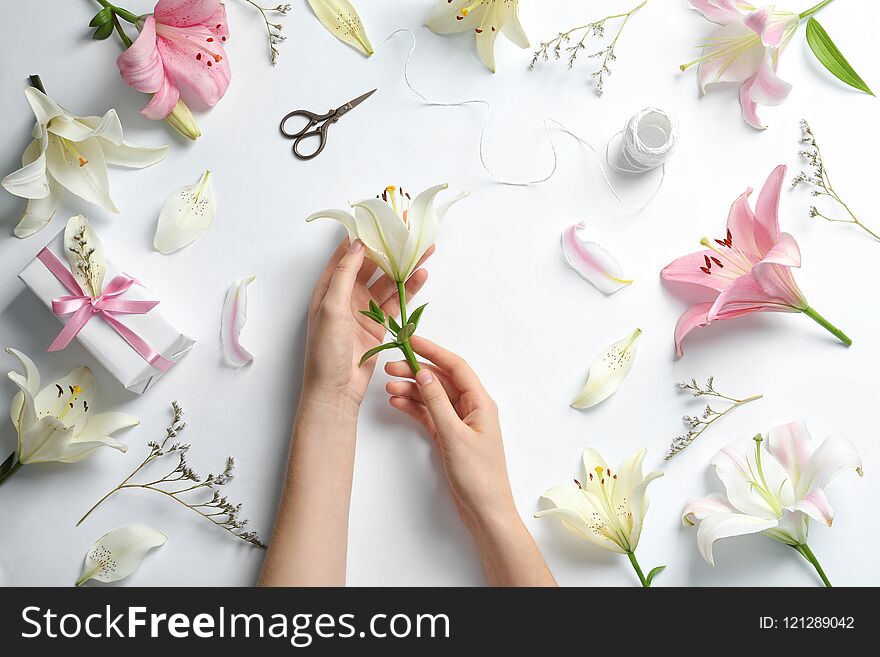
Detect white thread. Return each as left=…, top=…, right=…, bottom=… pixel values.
left=379, top=29, right=678, bottom=210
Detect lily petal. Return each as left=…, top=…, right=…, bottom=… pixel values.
left=500, top=0, right=529, bottom=48
left=350, top=198, right=411, bottom=280
left=32, top=365, right=95, bottom=439
left=536, top=484, right=627, bottom=554
left=15, top=189, right=60, bottom=238
left=748, top=50, right=792, bottom=107
left=221, top=275, right=257, bottom=368
left=673, top=302, right=713, bottom=358
left=154, top=170, right=216, bottom=254
left=155, top=23, right=231, bottom=108
left=796, top=435, right=863, bottom=499
left=753, top=164, right=785, bottom=249
left=425, top=0, right=484, bottom=33
left=76, top=115, right=169, bottom=168
left=45, top=134, right=118, bottom=213
left=2, top=135, right=51, bottom=200
left=475, top=1, right=502, bottom=72
left=687, top=0, right=746, bottom=24
left=76, top=525, right=167, bottom=586
left=7, top=347, right=40, bottom=434
left=712, top=435, right=794, bottom=518
left=154, top=0, right=221, bottom=27
left=792, top=487, right=834, bottom=527
left=697, top=23, right=765, bottom=91
left=562, top=222, right=633, bottom=295
left=766, top=420, right=815, bottom=486
left=571, top=328, right=641, bottom=409
left=682, top=492, right=737, bottom=525
left=79, top=412, right=140, bottom=442
left=117, top=16, right=166, bottom=95
left=306, top=0, right=374, bottom=56
left=693, top=510, right=779, bottom=565
left=18, top=416, right=77, bottom=464
left=23, top=87, right=66, bottom=126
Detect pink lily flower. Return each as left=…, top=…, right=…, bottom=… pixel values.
left=116, top=0, right=231, bottom=121
left=661, top=165, right=851, bottom=357
left=680, top=1, right=798, bottom=129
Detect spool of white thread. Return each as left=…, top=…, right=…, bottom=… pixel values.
left=607, top=108, right=678, bottom=174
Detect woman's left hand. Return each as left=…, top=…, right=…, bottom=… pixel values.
left=302, top=238, right=432, bottom=413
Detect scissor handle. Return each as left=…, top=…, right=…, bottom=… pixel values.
left=280, top=109, right=338, bottom=160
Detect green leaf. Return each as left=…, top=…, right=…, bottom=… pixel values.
left=89, top=8, right=112, bottom=27
left=396, top=323, right=416, bottom=343
left=358, top=309, right=385, bottom=326
left=368, top=299, right=384, bottom=320
left=407, top=303, right=428, bottom=330
left=0, top=451, right=17, bottom=479
left=646, top=565, right=666, bottom=587
left=806, top=18, right=874, bottom=96
left=92, top=21, right=114, bottom=40
left=359, top=343, right=399, bottom=366
left=387, top=316, right=402, bottom=335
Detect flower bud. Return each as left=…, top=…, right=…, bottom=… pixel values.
left=164, top=98, right=201, bottom=141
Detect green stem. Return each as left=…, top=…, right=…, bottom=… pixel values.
left=95, top=0, right=140, bottom=24
left=802, top=306, right=852, bottom=346
left=794, top=544, right=832, bottom=587
left=0, top=453, right=23, bottom=488
left=627, top=551, right=649, bottom=587
left=111, top=14, right=133, bottom=48
left=396, top=281, right=421, bottom=374
left=800, top=0, right=835, bottom=20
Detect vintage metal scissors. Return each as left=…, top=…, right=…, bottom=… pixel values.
left=279, top=89, right=377, bottom=161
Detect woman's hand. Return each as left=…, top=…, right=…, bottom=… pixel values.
left=384, top=337, right=517, bottom=528
left=303, top=238, right=432, bottom=413
left=384, top=337, right=556, bottom=586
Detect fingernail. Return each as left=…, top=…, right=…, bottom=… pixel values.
left=416, top=369, right=434, bottom=386
left=351, top=239, right=364, bottom=252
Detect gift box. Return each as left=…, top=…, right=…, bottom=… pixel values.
left=18, top=227, right=195, bottom=394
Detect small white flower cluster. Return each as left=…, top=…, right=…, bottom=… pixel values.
left=243, top=1, right=291, bottom=65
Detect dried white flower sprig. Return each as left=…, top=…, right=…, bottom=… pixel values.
left=242, top=1, right=291, bottom=65
left=77, top=402, right=266, bottom=548
left=529, top=0, right=646, bottom=96
left=666, top=377, right=762, bottom=461
left=792, top=119, right=878, bottom=241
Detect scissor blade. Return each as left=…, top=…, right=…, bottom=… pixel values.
left=340, top=88, right=377, bottom=113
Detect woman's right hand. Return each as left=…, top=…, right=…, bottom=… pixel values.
left=384, top=336, right=518, bottom=531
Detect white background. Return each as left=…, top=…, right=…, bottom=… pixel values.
left=0, top=0, right=877, bottom=587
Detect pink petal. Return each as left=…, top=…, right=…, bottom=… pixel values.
left=687, top=0, right=745, bottom=24
left=707, top=272, right=792, bottom=321
left=221, top=275, right=256, bottom=368
left=750, top=261, right=807, bottom=309
left=207, top=2, right=230, bottom=41
left=682, top=493, right=737, bottom=525
left=793, top=488, right=834, bottom=526
left=661, top=250, right=729, bottom=293
left=155, top=0, right=221, bottom=27
left=725, top=188, right=761, bottom=261
left=116, top=16, right=165, bottom=94
left=674, top=302, right=713, bottom=358
left=744, top=7, right=796, bottom=47
left=697, top=23, right=764, bottom=91
left=767, top=420, right=816, bottom=482
left=156, top=25, right=231, bottom=108
left=561, top=222, right=632, bottom=295
left=141, top=75, right=180, bottom=120
left=760, top=232, right=801, bottom=268
left=739, top=72, right=765, bottom=129
left=754, top=164, right=785, bottom=249
left=749, top=50, right=792, bottom=106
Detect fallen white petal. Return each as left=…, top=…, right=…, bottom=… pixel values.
left=154, top=170, right=216, bottom=254
left=306, top=0, right=374, bottom=56
left=562, top=222, right=632, bottom=295
left=221, top=276, right=256, bottom=368
left=64, top=215, right=107, bottom=296
left=76, top=525, right=167, bottom=586
left=571, top=328, right=642, bottom=409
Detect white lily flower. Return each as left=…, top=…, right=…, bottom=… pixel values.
left=307, top=184, right=468, bottom=283
left=571, top=328, right=641, bottom=409
left=683, top=421, right=862, bottom=586
left=426, top=0, right=530, bottom=72
left=306, top=0, right=374, bottom=56
left=153, top=170, right=217, bottom=254
left=76, top=525, right=167, bottom=586
left=536, top=448, right=665, bottom=586
left=4, top=348, right=137, bottom=473
left=1, top=87, right=169, bottom=239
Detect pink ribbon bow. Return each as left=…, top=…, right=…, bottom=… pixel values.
left=37, top=248, right=175, bottom=372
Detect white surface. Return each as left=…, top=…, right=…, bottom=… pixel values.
left=0, top=0, right=877, bottom=587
